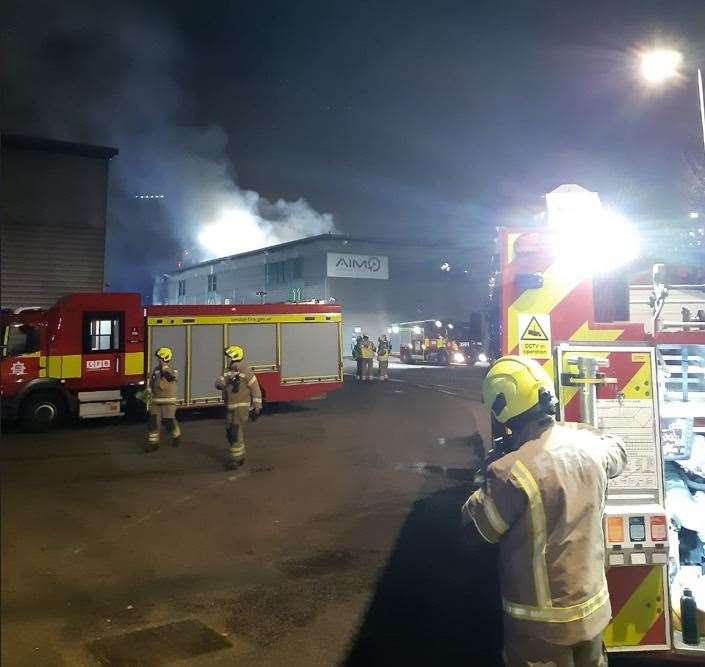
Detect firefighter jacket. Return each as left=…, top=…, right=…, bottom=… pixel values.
left=361, top=340, right=375, bottom=359
left=462, top=421, right=627, bottom=645
left=378, top=341, right=390, bottom=361
left=215, top=363, right=262, bottom=412
left=149, top=364, right=178, bottom=405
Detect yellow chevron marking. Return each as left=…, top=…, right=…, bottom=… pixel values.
left=507, top=263, right=584, bottom=353
left=603, top=566, right=664, bottom=648
left=622, top=357, right=652, bottom=400
left=569, top=321, right=624, bottom=342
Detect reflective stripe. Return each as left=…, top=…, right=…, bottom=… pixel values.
left=503, top=585, right=610, bottom=623
left=464, top=491, right=500, bottom=544
left=511, top=460, right=552, bottom=608
left=227, top=402, right=251, bottom=410
left=151, top=397, right=178, bottom=405
left=479, top=488, right=510, bottom=536
left=248, top=375, right=257, bottom=386
left=147, top=432, right=159, bottom=443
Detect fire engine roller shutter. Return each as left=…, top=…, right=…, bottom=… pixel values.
left=148, top=325, right=186, bottom=402
left=190, top=325, right=224, bottom=402
left=227, top=324, right=276, bottom=368
left=281, top=322, right=340, bottom=382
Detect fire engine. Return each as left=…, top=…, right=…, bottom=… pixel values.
left=1, top=293, right=343, bottom=430
left=391, top=319, right=486, bottom=366
left=493, top=184, right=704, bottom=660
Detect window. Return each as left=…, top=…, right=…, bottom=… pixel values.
left=83, top=313, right=122, bottom=353
left=178, top=280, right=186, bottom=296
left=4, top=324, right=40, bottom=356
left=207, top=274, right=217, bottom=292
left=267, top=258, right=303, bottom=285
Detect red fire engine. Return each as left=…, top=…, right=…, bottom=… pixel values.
left=1, top=293, right=343, bottom=430
left=494, top=185, right=704, bottom=660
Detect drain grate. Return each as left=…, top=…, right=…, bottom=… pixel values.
left=87, top=619, right=231, bottom=666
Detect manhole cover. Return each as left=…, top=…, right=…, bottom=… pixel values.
left=87, top=619, right=231, bottom=666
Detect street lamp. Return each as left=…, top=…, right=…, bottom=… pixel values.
left=640, top=49, right=705, bottom=156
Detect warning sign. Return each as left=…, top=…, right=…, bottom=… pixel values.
left=518, top=313, right=551, bottom=359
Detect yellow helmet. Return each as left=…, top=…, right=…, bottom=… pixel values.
left=155, top=347, right=173, bottom=363
left=225, top=345, right=245, bottom=362
left=482, top=355, right=556, bottom=427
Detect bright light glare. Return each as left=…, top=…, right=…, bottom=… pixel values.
left=198, top=208, right=267, bottom=256
left=690, top=211, right=700, bottom=220
left=447, top=323, right=454, bottom=330
left=391, top=325, right=400, bottom=334
left=452, top=352, right=465, bottom=364
left=413, top=326, right=422, bottom=335
left=640, top=50, right=683, bottom=84
left=553, top=210, right=640, bottom=276
left=435, top=320, right=442, bottom=328
left=478, top=353, right=488, bottom=363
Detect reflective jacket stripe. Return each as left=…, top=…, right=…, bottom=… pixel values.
left=479, top=488, right=510, bottom=536
left=227, top=402, right=251, bottom=410
left=463, top=491, right=502, bottom=544
left=248, top=375, right=257, bottom=386
left=511, top=460, right=552, bottom=609
left=151, top=398, right=178, bottom=405
left=503, top=585, right=610, bottom=623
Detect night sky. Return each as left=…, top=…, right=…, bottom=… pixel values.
left=3, top=0, right=705, bottom=296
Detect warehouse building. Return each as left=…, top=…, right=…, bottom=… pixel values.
left=0, top=134, right=118, bottom=308
left=153, top=234, right=490, bottom=346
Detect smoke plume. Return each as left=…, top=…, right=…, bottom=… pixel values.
left=1, top=1, right=334, bottom=292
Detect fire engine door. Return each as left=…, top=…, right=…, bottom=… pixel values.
left=1, top=322, right=44, bottom=388
left=81, top=312, right=124, bottom=386
left=555, top=344, right=671, bottom=653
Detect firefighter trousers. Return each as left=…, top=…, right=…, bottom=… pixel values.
left=147, top=403, right=181, bottom=448
left=361, top=358, right=373, bottom=380
left=355, top=359, right=363, bottom=380
left=503, top=633, right=607, bottom=667
left=378, top=360, right=389, bottom=380
left=226, top=406, right=250, bottom=464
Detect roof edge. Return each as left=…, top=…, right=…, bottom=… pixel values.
left=1, top=133, right=119, bottom=159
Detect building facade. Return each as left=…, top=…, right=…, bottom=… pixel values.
left=153, top=234, right=489, bottom=348
left=0, top=134, right=118, bottom=308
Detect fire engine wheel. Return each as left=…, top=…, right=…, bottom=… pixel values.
left=20, top=392, right=66, bottom=432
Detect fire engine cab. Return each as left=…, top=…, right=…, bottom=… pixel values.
left=494, top=184, right=704, bottom=660
left=1, top=293, right=343, bottom=430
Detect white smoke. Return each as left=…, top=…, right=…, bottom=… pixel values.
left=1, top=1, right=335, bottom=277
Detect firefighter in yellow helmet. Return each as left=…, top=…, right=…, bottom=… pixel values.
left=461, top=355, right=627, bottom=667
left=215, top=345, right=262, bottom=470
left=145, top=347, right=181, bottom=452
left=360, top=334, right=375, bottom=382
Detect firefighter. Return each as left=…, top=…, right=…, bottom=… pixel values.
left=461, top=355, right=627, bottom=667
left=360, top=334, right=375, bottom=382
left=352, top=335, right=363, bottom=381
left=377, top=334, right=390, bottom=380
left=145, top=347, right=181, bottom=452
left=215, top=345, right=262, bottom=470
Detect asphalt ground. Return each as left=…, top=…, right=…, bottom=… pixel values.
left=1, top=364, right=650, bottom=666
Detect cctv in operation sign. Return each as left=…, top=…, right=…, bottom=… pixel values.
left=326, top=253, right=389, bottom=280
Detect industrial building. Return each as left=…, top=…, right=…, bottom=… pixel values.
left=0, top=134, right=118, bottom=308
left=153, top=234, right=490, bottom=346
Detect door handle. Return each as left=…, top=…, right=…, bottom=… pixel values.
left=115, top=355, right=120, bottom=373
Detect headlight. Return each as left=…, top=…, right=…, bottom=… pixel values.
left=452, top=352, right=465, bottom=363
left=477, top=353, right=488, bottom=363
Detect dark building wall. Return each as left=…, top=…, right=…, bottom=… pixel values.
left=1, top=137, right=117, bottom=308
